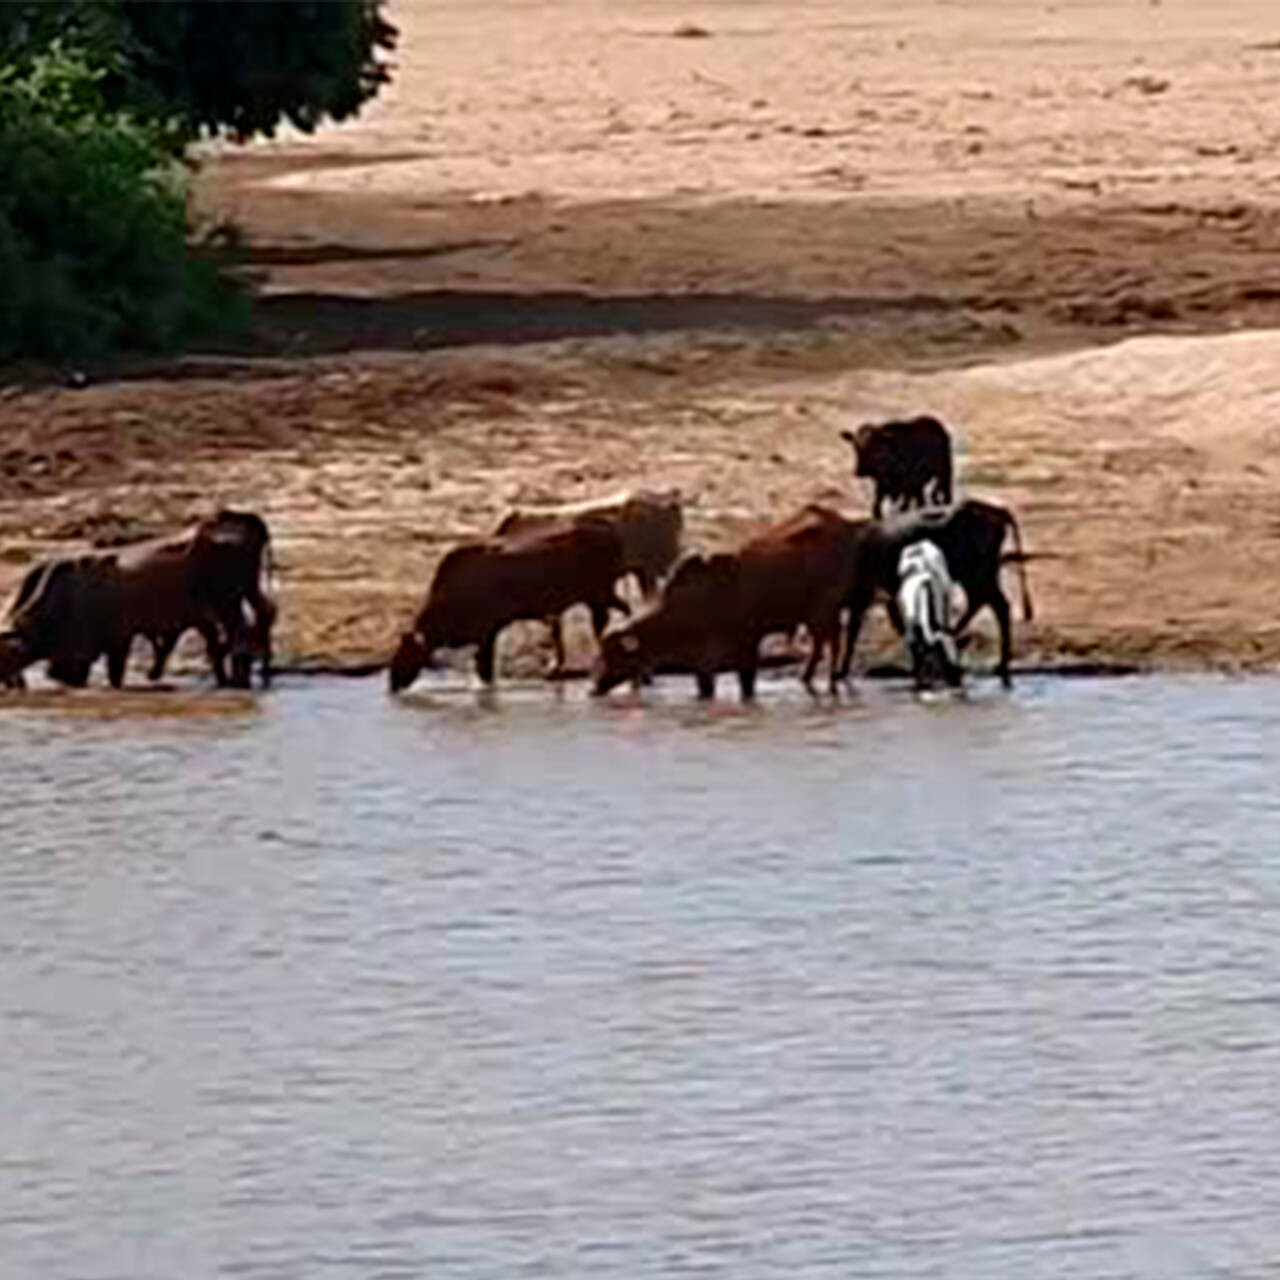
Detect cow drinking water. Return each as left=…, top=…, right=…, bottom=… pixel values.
left=593, top=504, right=865, bottom=701
left=389, top=519, right=630, bottom=692
left=841, top=498, right=1032, bottom=687
left=896, top=539, right=961, bottom=690
left=0, top=510, right=276, bottom=690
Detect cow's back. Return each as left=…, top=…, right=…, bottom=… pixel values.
left=701, top=505, right=860, bottom=637
left=424, top=522, right=623, bottom=636
left=491, top=521, right=623, bottom=616
left=496, top=489, right=682, bottom=585
left=112, top=537, right=195, bottom=631
left=866, top=499, right=1006, bottom=588
left=8, top=555, right=120, bottom=659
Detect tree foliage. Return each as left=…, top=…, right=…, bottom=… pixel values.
left=0, top=1, right=396, bottom=360
left=114, top=1, right=397, bottom=142
left=0, top=1, right=397, bottom=143
left=0, top=50, right=240, bottom=360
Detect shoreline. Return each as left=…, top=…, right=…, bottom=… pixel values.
left=10, top=0, right=1280, bottom=683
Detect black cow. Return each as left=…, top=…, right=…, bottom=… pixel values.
left=839, top=498, right=1032, bottom=687
left=841, top=415, right=953, bottom=517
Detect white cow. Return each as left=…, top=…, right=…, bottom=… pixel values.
left=896, top=539, right=962, bottom=689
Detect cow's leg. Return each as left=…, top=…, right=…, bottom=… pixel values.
left=837, top=582, right=876, bottom=681
left=695, top=669, right=716, bottom=700
left=802, top=628, right=825, bottom=693
left=106, top=641, right=130, bottom=690
left=200, top=619, right=230, bottom=686
left=475, top=630, right=499, bottom=685
left=230, top=651, right=253, bottom=690
left=589, top=593, right=629, bottom=643
left=251, top=594, right=277, bottom=687
left=990, top=589, right=1013, bottom=688
left=909, top=635, right=930, bottom=691
left=149, top=630, right=180, bottom=681
left=635, top=568, right=656, bottom=599
left=805, top=613, right=840, bottom=694
left=736, top=636, right=761, bottom=702
left=953, top=571, right=999, bottom=641
left=216, top=601, right=255, bottom=690
left=872, top=487, right=885, bottom=520
left=548, top=615, right=566, bottom=675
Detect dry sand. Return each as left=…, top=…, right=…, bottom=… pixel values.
left=7, top=0, right=1280, bottom=681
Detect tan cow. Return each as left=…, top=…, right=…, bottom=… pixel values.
left=495, top=489, right=683, bottom=673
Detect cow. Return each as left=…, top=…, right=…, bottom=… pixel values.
left=840, top=415, right=953, bottom=517
left=494, top=490, right=683, bottom=674
left=593, top=504, right=866, bottom=701
left=388, top=519, right=630, bottom=692
left=840, top=498, right=1033, bottom=687
left=147, top=510, right=276, bottom=687
left=0, top=510, right=276, bottom=690
left=896, top=539, right=962, bottom=690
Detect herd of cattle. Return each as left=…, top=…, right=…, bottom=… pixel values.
left=0, top=415, right=1034, bottom=701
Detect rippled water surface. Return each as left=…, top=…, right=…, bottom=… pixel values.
left=3, top=674, right=1280, bottom=1279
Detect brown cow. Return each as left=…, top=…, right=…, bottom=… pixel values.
left=388, top=519, right=630, bottom=692
left=839, top=497, right=1032, bottom=687
left=841, top=415, right=953, bottom=517
left=148, top=510, right=276, bottom=687
left=593, top=504, right=865, bottom=701
left=494, top=489, right=683, bottom=674
left=0, top=510, right=275, bottom=690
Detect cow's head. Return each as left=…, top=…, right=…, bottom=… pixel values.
left=0, top=631, right=30, bottom=689
left=388, top=628, right=432, bottom=693
left=839, top=424, right=881, bottom=477
left=592, top=628, right=646, bottom=696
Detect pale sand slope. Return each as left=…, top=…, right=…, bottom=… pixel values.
left=852, top=328, right=1280, bottom=664
left=256, top=0, right=1280, bottom=206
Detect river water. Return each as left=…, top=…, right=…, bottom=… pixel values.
left=2, top=674, right=1279, bottom=1279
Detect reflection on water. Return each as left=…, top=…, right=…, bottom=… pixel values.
left=2, top=674, right=1280, bottom=1279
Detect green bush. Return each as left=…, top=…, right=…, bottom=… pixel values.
left=0, top=49, right=245, bottom=361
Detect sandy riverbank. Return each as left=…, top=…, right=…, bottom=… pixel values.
left=7, top=0, right=1280, bottom=679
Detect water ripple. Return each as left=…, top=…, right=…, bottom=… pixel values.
left=2, top=675, right=1280, bottom=1278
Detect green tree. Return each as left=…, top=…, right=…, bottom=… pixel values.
left=0, top=48, right=240, bottom=360
left=114, top=0, right=396, bottom=142
left=1, top=1, right=397, bottom=144
left=0, top=1, right=397, bottom=360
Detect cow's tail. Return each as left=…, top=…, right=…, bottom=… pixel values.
left=1004, top=512, right=1034, bottom=622
left=261, top=530, right=276, bottom=602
